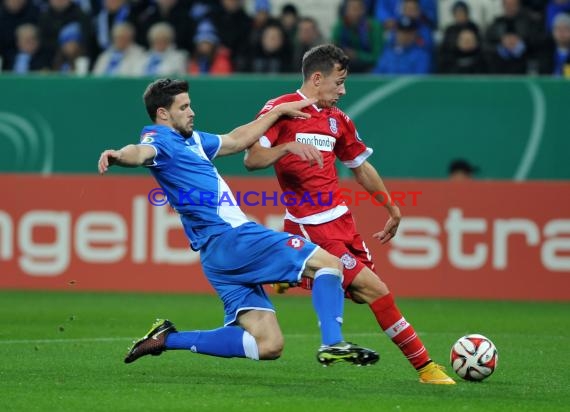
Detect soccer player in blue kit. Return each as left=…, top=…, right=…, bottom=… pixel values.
left=97, top=78, right=378, bottom=366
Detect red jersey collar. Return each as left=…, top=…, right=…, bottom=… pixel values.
left=296, top=90, right=321, bottom=112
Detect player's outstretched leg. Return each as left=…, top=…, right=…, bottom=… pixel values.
left=125, top=319, right=260, bottom=364
left=349, top=269, right=455, bottom=383
left=306, top=250, right=379, bottom=367
left=125, top=319, right=177, bottom=363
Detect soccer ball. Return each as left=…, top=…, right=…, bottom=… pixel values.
left=450, top=334, right=498, bottom=381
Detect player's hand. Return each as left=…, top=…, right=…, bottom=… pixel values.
left=98, top=149, right=121, bottom=175
left=285, top=142, right=323, bottom=168
left=274, top=99, right=317, bottom=119
left=373, top=209, right=401, bottom=244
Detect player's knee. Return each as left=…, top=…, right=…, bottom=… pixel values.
left=328, top=257, right=344, bottom=274
left=258, top=335, right=284, bottom=360
left=307, top=249, right=343, bottom=275
left=349, top=268, right=390, bottom=304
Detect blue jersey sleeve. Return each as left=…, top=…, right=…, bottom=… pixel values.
left=139, top=130, right=173, bottom=169
left=194, top=131, right=222, bottom=160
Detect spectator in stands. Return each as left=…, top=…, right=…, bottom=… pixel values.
left=253, top=0, right=271, bottom=29
left=375, top=0, right=437, bottom=31
left=546, top=0, right=570, bottom=31
left=5, top=23, right=50, bottom=73
left=279, top=3, right=299, bottom=43
left=358, top=0, right=378, bottom=16
left=37, top=0, right=93, bottom=58
left=92, top=22, right=144, bottom=76
left=485, top=0, right=545, bottom=58
left=250, top=19, right=292, bottom=73
left=438, top=0, right=502, bottom=33
left=551, top=12, right=570, bottom=75
left=523, top=0, right=548, bottom=23
left=0, top=0, right=39, bottom=65
left=486, top=21, right=529, bottom=73
left=188, top=19, right=232, bottom=75
left=140, top=22, right=187, bottom=76
left=400, top=0, right=435, bottom=49
left=94, top=0, right=135, bottom=55
left=292, top=17, right=324, bottom=71
left=332, top=0, right=383, bottom=72
left=439, top=27, right=487, bottom=73
left=188, top=0, right=219, bottom=22
left=440, top=1, right=481, bottom=54
left=374, top=16, right=431, bottom=74
left=52, top=22, right=88, bottom=73
left=134, top=0, right=195, bottom=53
left=448, top=159, right=479, bottom=180
left=211, top=0, right=252, bottom=72
left=248, top=0, right=274, bottom=58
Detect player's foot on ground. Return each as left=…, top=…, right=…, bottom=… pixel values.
left=124, top=319, right=177, bottom=364
left=418, top=362, right=456, bottom=384
left=317, top=342, right=379, bottom=367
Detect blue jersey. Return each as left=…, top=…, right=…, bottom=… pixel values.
left=140, top=125, right=249, bottom=250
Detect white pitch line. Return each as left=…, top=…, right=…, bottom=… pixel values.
left=514, top=81, right=546, bottom=181
left=344, top=77, right=419, bottom=120
left=337, top=77, right=419, bottom=178
left=34, top=112, right=55, bottom=175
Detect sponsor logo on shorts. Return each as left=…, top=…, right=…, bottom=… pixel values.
left=328, top=117, right=338, bottom=134
left=287, top=237, right=305, bottom=249
left=340, top=253, right=357, bottom=270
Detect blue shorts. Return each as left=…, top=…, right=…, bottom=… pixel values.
left=200, top=222, right=318, bottom=326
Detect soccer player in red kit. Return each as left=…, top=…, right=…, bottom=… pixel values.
left=244, top=44, right=455, bottom=384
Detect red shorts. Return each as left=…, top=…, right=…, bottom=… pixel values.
left=284, top=211, right=376, bottom=290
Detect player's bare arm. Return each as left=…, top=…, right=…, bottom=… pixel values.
left=244, top=141, right=323, bottom=170
left=98, top=144, right=156, bottom=174
left=351, top=161, right=401, bottom=244
left=217, top=99, right=316, bottom=157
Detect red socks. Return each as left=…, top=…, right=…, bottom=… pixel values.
left=369, top=293, right=430, bottom=369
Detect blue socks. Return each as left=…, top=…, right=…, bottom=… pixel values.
left=165, top=326, right=259, bottom=359
left=311, top=268, right=345, bottom=345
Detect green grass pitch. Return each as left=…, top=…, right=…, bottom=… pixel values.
left=0, top=291, right=568, bottom=412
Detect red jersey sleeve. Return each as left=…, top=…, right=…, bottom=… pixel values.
left=256, top=98, right=281, bottom=148
left=333, top=112, right=373, bottom=168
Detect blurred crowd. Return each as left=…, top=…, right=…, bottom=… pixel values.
left=1, top=0, right=569, bottom=76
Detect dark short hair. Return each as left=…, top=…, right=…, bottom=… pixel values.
left=301, top=44, right=349, bottom=80
left=143, top=78, right=189, bottom=121
left=281, top=3, right=298, bottom=16
left=449, top=159, right=479, bottom=175
left=452, top=1, right=469, bottom=14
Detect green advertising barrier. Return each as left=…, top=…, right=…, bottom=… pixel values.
left=0, top=75, right=568, bottom=179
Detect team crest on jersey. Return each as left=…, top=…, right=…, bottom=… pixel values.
left=328, top=117, right=338, bottom=134
left=340, top=253, right=357, bottom=270
left=141, top=131, right=156, bottom=143
left=287, top=237, right=305, bottom=250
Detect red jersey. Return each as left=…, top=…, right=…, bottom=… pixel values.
left=257, top=91, right=373, bottom=224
